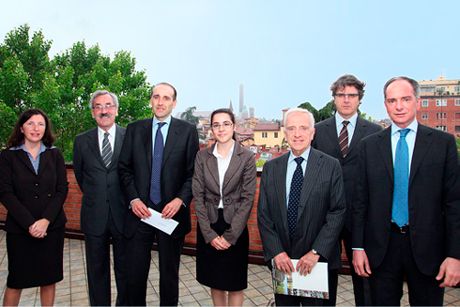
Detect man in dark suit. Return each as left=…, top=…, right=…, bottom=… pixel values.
left=312, top=74, right=381, bottom=306
left=352, top=76, right=460, bottom=305
left=73, top=90, right=127, bottom=306
left=118, top=82, right=199, bottom=306
left=258, top=108, right=346, bottom=306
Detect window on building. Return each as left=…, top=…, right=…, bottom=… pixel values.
left=262, top=132, right=267, bottom=138
left=455, top=99, right=460, bottom=106
left=436, top=99, right=447, bottom=106
left=436, top=113, right=447, bottom=119
left=421, top=113, right=428, bottom=120
left=455, top=86, right=460, bottom=93
left=420, top=86, right=435, bottom=92
left=456, top=126, right=460, bottom=133
left=274, top=132, right=278, bottom=138
left=455, top=113, right=460, bottom=120
left=421, top=99, right=429, bottom=107
left=435, top=126, right=447, bottom=131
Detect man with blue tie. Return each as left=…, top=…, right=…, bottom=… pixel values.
left=258, top=108, right=346, bottom=306
left=118, top=82, right=199, bottom=306
left=352, top=76, right=460, bottom=305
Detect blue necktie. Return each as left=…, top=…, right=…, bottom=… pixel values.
left=150, top=122, right=166, bottom=206
left=392, top=128, right=410, bottom=227
left=287, top=157, right=304, bottom=239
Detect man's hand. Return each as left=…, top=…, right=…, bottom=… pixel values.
left=29, top=218, right=50, bottom=238
left=161, top=197, right=183, bottom=219
left=297, top=250, right=320, bottom=276
left=353, top=250, right=372, bottom=277
left=210, top=236, right=231, bottom=250
left=436, top=257, right=460, bottom=287
left=131, top=199, right=151, bottom=219
left=273, top=252, right=295, bottom=275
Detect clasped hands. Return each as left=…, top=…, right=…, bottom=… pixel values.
left=211, top=236, right=231, bottom=250
left=29, top=218, right=50, bottom=239
left=274, top=251, right=320, bottom=276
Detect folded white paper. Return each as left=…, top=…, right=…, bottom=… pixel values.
left=141, top=208, right=179, bottom=235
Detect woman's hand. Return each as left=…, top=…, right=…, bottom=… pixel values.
left=210, top=236, right=231, bottom=250
left=29, top=218, right=50, bottom=239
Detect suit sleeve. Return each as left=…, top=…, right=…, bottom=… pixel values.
left=444, top=135, right=460, bottom=259
left=352, top=140, right=369, bottom=248
left=72, top=136, right=84, bottom=191
left=118, top=123, right=140, bottom=202
left=257, top=163, right=286, bottom=261
left=41, top=149, right=69, bottom=223
left=192, top=152, right=219, bottom=243
left=311, top=160, right=346, bottom=258
left=222, top=153, right=257, bottom=245
left=0, top=151, right=35, bottom=230
left=175, top=125, right=199, bottom=205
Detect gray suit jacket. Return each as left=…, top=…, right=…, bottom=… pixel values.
left=192, top=142, right=256, bottom=245
left=257, top=148, right=346, bottom=270
left=73, top=125, right=127, bottom=235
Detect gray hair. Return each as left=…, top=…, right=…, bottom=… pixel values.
left=89, top=90, right=119, bottom=109
left=383, top=76, right=420, bottom=99
left=283, top=107, right=315, bottom=127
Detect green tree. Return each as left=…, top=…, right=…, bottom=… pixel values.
left=180, top=106, right=199, bottom=124
left=0, top=24, right=151, bottom=160
left=297, top=101, right=319, bottom=122
left=317, top=100, right=335, bottom=121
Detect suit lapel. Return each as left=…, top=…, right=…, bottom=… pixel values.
left=378, top=128, right=394, bottom=182
left=222, top=143, right=242, bottom=190
left=409, top=126, right=432, bottom=186
left=87, top=128, right=106, bottom=168
left=163, top=117, right=179, bottom=166
left=297, top=149, right=322, bottom=224
left=110, top=125, right=125, bottom=170
left=325, top=117, right=342, bottom=158
left=204, top=146, right=220, bottom=189
left=348, top=117, right=365, bottom=155
left=16, top=150, right=36, bottom=174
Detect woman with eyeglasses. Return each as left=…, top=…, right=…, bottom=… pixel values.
left=0, top=109, right=68, bottom=306
left=192, top=108, right=256, bottom=306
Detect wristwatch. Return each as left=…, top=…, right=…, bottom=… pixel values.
left=311, top=249, right=319, bottom=255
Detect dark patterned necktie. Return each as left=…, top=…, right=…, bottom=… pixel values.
left=287, top=156, right=304, bottom=239
left=150, top=122, right=166, bottom=205
left=101, top=132, right=112, bottom=167
left=339, top=121, right=350, bottom=157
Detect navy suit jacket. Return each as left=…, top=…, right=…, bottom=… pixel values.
left=352, top=125, right=460, bottom=276
left=118, top=117, right=199, bottom=238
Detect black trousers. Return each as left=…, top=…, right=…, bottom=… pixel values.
left=340, top=228, right=372, bottom=306
left=274, top=269, right=338, bottom=306
left=125, top=222, right=184, bottom=306
left=85, top=213, right=127, bottom=306
left=369, top=229, right=444, bottom=306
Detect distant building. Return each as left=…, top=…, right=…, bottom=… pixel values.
left=417, top=76, right=460, bottom=136
left=253, top=122, right=284, bottom=148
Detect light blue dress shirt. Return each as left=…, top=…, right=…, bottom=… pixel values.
left=285, top=148, right=311, bottom=208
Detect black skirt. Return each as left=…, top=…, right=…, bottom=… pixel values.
left=6, top=228, right=65, bottom=288
left=196, top=209, right=249, bottom=291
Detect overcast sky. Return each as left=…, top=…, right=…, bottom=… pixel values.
left=1, top=0, right=459, bottom=120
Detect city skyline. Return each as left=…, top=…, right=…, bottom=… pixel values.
left=1, top=0, right=459, bottom=120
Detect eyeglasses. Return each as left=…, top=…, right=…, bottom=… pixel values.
left=92, top=104, right=117, bottom=111
left=334, top=93, right=359, bottom=99
left=212, top=122, right=233, bottom=129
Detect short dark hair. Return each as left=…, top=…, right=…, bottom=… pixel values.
left=330, top=74, right=366, bottom=100
left=210, top=108, right=237, bottom=141
left=151, top=82, right=177, bottom=100
left=7, top=109, right=55, bottom=148
left=383, top=76, right=419, bottom=99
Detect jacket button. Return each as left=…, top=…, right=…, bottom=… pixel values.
left=34, top=183, right=39, bottom=187
left=34, top=195, right=39, bottom=199
left=47, top=194, right=52, bottom=197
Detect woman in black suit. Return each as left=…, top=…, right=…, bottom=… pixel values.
left=192, top=108, right=256, bottom=306
left=0, top=109, right=68, bottom=306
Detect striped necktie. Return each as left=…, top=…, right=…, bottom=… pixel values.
left=339, top=120, right=350, bottom=157
left=101, top=132, right=112, bottom=167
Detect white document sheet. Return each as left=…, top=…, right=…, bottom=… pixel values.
left=290, top=260, right=328, bottom=292
left=141, top=208, right=179, bottom=235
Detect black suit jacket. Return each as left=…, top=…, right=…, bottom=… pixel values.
left=118, top=117, right=199, bottom=238
left=312, top=116, right=382, bottom=230
left=352, top=125, right=460, bottom=276
left=257, top=148, right=346, bottom=270
left=73, top=125, right=127, bottom=235
left=0, top=148, right=68, bottom=233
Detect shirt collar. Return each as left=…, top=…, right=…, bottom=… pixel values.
left=212, top=140, right=235, bottom=159
left=11, top=142, right=48, bottom=154
left=288, top=146, right=311, bottom=163
left=153, top=115, right=172, bottom=126
left=335, top=112, right=358, bottom=128
left=97, top=124, right=116, bottom=138
left=391, top=119, right=418, bottom=136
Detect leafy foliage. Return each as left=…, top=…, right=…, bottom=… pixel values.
left=0, top=25, right=151, bottom=160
